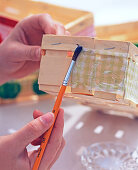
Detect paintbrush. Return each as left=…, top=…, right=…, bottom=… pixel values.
left=32, top=45, right=82, bottom=170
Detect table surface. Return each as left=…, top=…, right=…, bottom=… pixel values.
left=0, top=95, right=138, bottom=170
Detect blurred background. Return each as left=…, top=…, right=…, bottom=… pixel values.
left=37, top=0, right=138, bottom=26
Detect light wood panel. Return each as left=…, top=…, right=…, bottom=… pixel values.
left=96, top=21, right=138, bottom=43
left=0, top=0, right=94, bottom=35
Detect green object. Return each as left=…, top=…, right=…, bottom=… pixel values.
left=134, top=43, right=138, bottom=47
left=33, top=79, right=46, bottom=95
left=0, top=82, right=21, bottom=99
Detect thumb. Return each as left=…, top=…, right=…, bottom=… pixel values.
left=14, top=112, right=54, bottom=147
left=14, top=44, right=41, bottom=62
left=23, top=45, right=41, bottom=61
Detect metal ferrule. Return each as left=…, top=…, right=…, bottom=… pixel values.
left=62, top=60, right=75, bottom=86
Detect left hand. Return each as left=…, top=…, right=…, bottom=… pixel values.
left=0, top=14, right=68, bottom=85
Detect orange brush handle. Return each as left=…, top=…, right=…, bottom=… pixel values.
left=32, top=85, right=66, bottom=170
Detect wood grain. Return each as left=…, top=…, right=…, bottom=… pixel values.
left=0, top=0, right=94, bottom=35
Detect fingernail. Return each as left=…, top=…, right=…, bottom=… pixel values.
left=40, top=112, right=54, bottom=125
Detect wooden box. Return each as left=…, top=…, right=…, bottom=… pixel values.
left=38, top=35, right=138, bottom=116
left=0, top=0, right=95, bottom=37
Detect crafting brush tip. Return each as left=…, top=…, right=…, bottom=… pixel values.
left=72, top=45, right=82, bottom=61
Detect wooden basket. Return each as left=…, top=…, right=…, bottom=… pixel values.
left=38, top=35, right=138, bottom=116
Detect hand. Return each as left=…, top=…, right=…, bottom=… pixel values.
left=0, top=108, right=65, bottom=170
left=0, top=14, right=69, bottom=84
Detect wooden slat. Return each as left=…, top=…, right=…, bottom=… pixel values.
left=41, top=35, right=95, bottom=51
left=128, top=42, right=138, bottom=62
left=38, top=50, right=72, bottom=86
left=95, top=39, right=129, bottom=53
left=39, top=84, right=60, bottom=95
left=94, top=91, right=117, bottom=100
left=65, top=13, right=94, bottom=35
left=71, top=87, right=94, bottom=95
left=42, top=35, right=130, bottom=53
left=65, top=93, right=138, bottom=115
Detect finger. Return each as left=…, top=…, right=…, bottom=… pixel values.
left=39, top=108, right=64, bottom=168
left=19, top=14, right=56, bottom=35
left=31, top=111, right=65, bottom=145
left=8, top=41, right=41, bottom=62
left=48, top=137, right=65, bottom=169
left=33, top=110, right=43, bottom=119
left=31, top=110, right=44, bottom=146
left=55, top=22, right=66, bottom=35
left=13, top=112, right=54, bottom=147
left=31, top=137, right=42, bottom=146
left=32, top=106, right=64, bottom=146
left=17, top=44, right=41, bottom=62
left=38, top=14, right=56, bottom=34
left=23, top=45, right=41, bottom=61
left=11, top=61, right=40, bottom=79
left=17, top=14, right=56, bottom=46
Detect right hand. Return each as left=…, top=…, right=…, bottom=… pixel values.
left=0, top=108, right=65, bottom=170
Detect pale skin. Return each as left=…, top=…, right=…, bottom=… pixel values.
left=0, top=14, right=68, bottom=170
